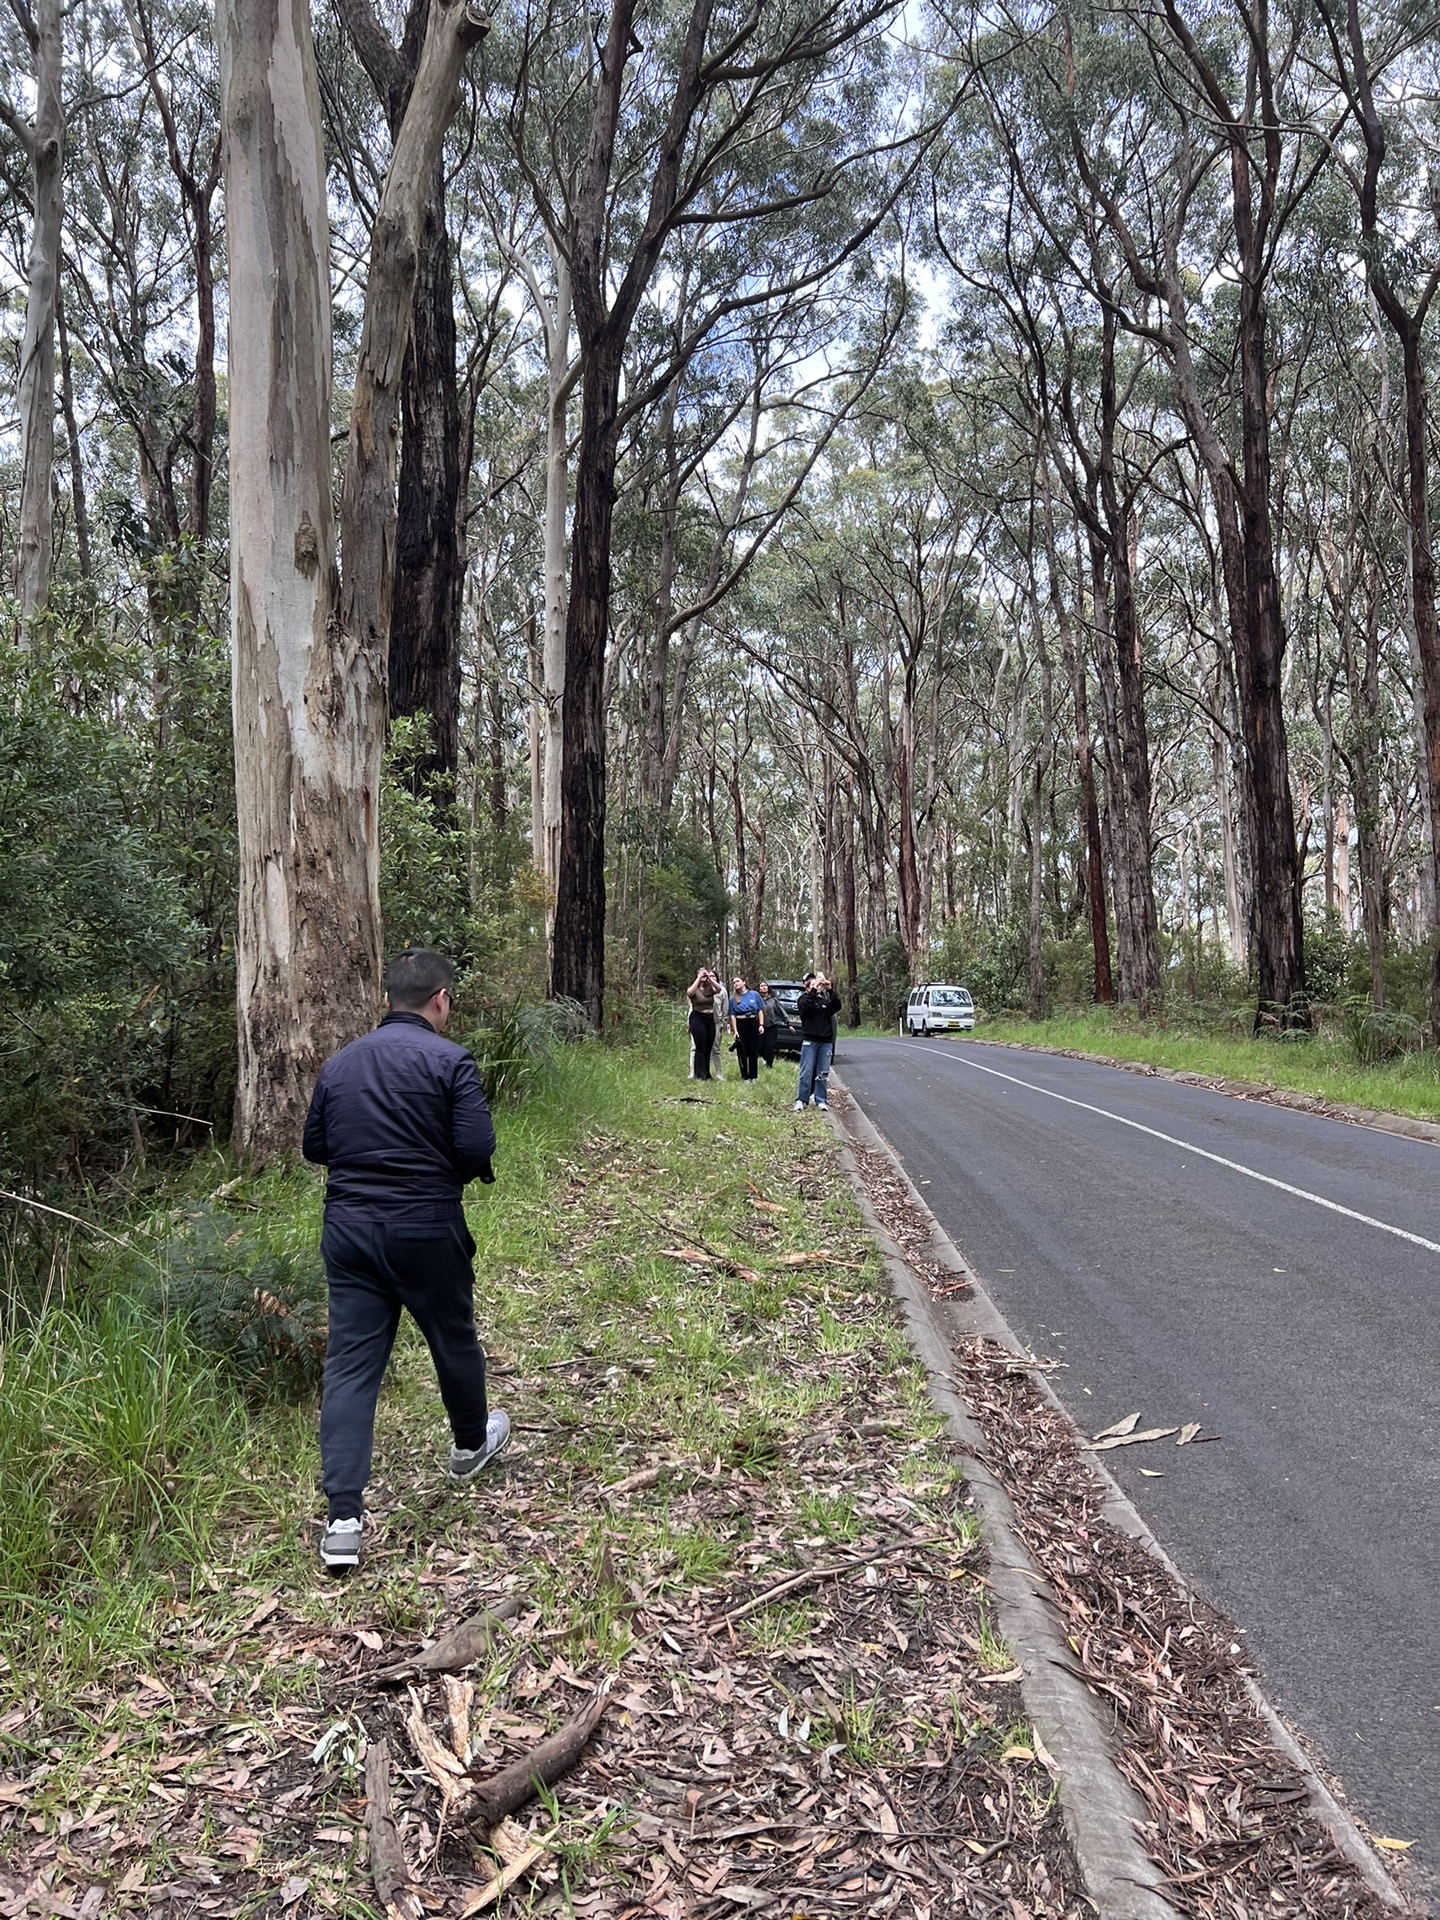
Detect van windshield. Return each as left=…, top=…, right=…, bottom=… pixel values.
left=931, top=989, right=968, bottom=1006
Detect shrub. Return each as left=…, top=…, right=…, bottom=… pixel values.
left=465, top=996, right=590, bottom=1107
left=149, top=1205, right=327, bottom=1402
left=858, top=932, right=911, bottom=1026
left=1340, top=999, right=1427, bottom=1065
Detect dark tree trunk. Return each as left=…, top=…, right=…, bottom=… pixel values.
left=552, top=338, right=623, bottom=1025
left=338, top=0, right=464, bottom=789
left=390, top=165, right=463, bottom=785
left=842, top=815, right=861, bottom=1026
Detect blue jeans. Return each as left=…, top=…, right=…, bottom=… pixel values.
left=797, top=1040, right=834, bottom=1107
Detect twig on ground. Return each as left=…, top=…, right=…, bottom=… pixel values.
left=709, top=1537, right=944, bottom=1627
left=374, top=1595, right=529, bottom=1684
left=466, top=1683, right=613, bottom=1827
left=457, top=1821, right=555, bottom=1915
left=364, top=1737, right=424, bottom=1920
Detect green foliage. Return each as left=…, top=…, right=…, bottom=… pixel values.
left=0, top=1274, right=252, bottom=1662
left=149, top=1204, right=328, bottom=1402
left=858, top=931, right=911, bottom=1025
left=463, top=995, right=591, bottom=1107
left=381, top=718, right=548, bottom=997
left=0, top=619, right=234, bottom=1188
left=1301, top=913, right=1364, bottom=1005
left=609, top=826, right=727, bottom=992
left=1340, top=999, right=1426, bottom=1065
left=934, top=918, right=1029, bottom=1012
left=0, top=662, right=192, bottom=1006
left=380, top=719, right=476, bottom=957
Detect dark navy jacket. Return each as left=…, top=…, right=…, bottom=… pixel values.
left=302, top=1011, right=496, bottom=1222
left=797, top=986, right=841, bottom=1043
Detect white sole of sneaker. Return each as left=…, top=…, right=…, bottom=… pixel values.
left=449, top=1434, right=511, bottom=1480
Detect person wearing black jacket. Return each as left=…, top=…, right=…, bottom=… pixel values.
left=793, top=971, right=842, bottom=1112
left=302, top=948, right=508, bottom=1571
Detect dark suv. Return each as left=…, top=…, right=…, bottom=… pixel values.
left=764, top=980, right=806, bottom=1058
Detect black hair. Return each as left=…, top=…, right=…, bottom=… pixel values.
left=385, top=947, right=454, bottom=1010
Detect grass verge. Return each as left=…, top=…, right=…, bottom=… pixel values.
left=975, top=1009, right=1440, bottom=1121
left=0, top=1036, right=1088, bottom=1918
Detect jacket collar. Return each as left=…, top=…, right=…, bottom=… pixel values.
left=379, top=1010, right=437, bottom=1033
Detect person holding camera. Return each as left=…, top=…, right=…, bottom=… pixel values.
left=793, top=970, right=842, bottom=1112
left=686, top=966, right=722, bottom=1080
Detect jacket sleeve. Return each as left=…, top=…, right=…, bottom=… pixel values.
left=302, top=1076, right=329, bottom=1165
left=827, top=990, right=842, bottom=1017
left=451, top=1052, right=498, bottom=1183
left=797, top=990, right=816, bottom=1019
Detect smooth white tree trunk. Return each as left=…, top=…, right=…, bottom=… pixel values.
left=220, top=0, right=375, bottom=1159
left=13, top=0, right=63, bottom=622
left=221, top=0, right=486, bottom=1160
left=541, top=246, right=574, bottom=906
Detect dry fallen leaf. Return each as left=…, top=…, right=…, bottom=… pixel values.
left=1088, top=1426, right=1179, bottom=1452
left=1374, top=1836, right=1414, bottom=1852
left=1092, top=1412, right=1141, bottom=1441
left=1177, top=1423, right=1202, bottom=1446
left=1138, top=1467, right=1164, bottom=1477
left=778, top=1249, right=832, bottom=1267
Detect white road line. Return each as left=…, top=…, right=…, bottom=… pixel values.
left=886, top=1042, right=1440, bottom=1257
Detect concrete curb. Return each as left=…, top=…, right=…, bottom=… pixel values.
left=827, top=1075, right=1413, bottom=1917
left=969, top=1036, right=1440, bottom=1148
left=827, top=1098, right=1179, bottom=1920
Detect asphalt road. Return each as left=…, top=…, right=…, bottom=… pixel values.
left=837, top=1037, right=1440, bottom=1882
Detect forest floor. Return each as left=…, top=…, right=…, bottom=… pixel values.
left=0, top=1046, right=1088, bottom=1920
left=972, top=1010, right=1440, bottom=1123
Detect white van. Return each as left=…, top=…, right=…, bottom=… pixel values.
left=904, top=984, right=975, bottom=1035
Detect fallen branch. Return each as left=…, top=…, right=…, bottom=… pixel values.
left=466, top=1683, right=612, bottom=1827
left=375, top=1594, right=529, bottom=1684
left=709, top=1536, right=942, bottom=1628
left=364, top=1737, right=423, bottom=1920
left=457, top=1820, right=554, bottom=1915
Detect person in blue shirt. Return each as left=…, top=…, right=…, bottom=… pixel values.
left=729, top=975, right=765, bottom=1081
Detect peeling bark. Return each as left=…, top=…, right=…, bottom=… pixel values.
left=221, top=0, right=485, bottom=1161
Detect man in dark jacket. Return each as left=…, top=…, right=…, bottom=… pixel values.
left=793, top=971, right=842, bottom=1113
left=303, top=948, right=507, bottom=1570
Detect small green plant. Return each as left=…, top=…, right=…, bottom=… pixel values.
left=150, top=1205, right=327, bottom=1402
left=975, top=1603, right=1014, bottom=1674
left=1341, top=998, right=1426, bottom=1065
left=466, top=996, right=590, bottom=1107
left=834, top=1678, right=888, bottom=1764
left=795, top=1490, right=861, bottom=1540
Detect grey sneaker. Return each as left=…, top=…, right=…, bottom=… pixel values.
left=320, top=1515, right=363, bottom=1572
left=792, top=1100, right=805, bottom=1112
left=816, top=1102, right=829, bottom=1112
left=449, top=1410, right=511, bottom=1480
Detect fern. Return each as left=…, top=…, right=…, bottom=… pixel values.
left=150, top=1205, right=327, bottom=1402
